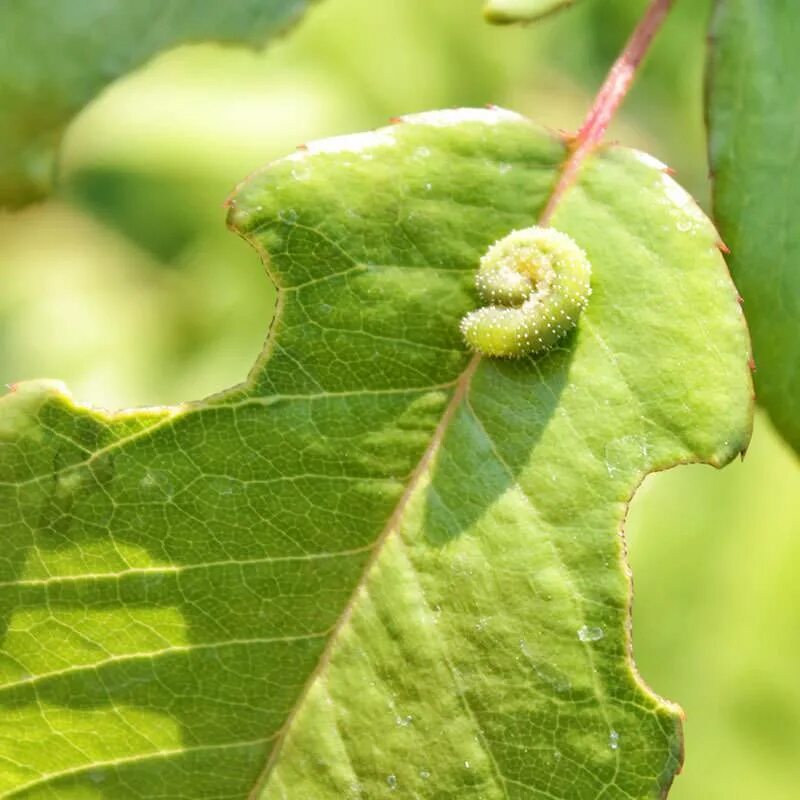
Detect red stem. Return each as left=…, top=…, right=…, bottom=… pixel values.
left=540, top=0, right=675, bottom=224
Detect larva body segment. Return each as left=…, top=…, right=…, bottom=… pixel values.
left=460, top=226, right=592, bottom=358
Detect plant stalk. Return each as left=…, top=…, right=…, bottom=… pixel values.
left=540, top=0, right=676, bottom=224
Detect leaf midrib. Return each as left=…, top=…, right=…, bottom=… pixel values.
left=247, top=122, right=585, bottom=797
left=248, top=352, right=482, bottom=797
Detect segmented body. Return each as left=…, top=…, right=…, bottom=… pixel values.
left=460, top=226, right=592, bottom=358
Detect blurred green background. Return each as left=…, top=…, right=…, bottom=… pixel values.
left=1, top=0, right=797, bottom=797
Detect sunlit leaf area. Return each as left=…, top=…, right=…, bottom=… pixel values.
left=1, top=1, right=797, bottom=798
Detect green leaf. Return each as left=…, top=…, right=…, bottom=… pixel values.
left=484, top=0, right=581, bottom=25
left=0, top=0, right=317, bottom=208
left=707, top=0, right=800, bottom=453
left=0, top=109, right=751, bottom=798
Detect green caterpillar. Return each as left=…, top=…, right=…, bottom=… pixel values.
left=460, top=226, right=592, bottom=358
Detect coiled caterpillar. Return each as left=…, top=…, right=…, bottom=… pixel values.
left=460, top=226, right=592, bottom=358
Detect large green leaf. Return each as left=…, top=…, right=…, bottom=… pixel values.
left=0, top=0, right=316, bottom=208
left=707, top=0, right=800, bottom=453
left=0, top=108, right=751, bottom=798
left=484, top=0, right=582, bottom=25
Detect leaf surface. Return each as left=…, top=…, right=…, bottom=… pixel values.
left=707, top=0, right=800, bottom=453
left=484, top=0, right=581, bottom=25
left=0, top=0, right=316, bottom=208
left=0, top=108, right=751, bottom=798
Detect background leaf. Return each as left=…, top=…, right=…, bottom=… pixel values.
left=484, top=0, right=582, bottom=25
left=0, top=0, right=317, bottom=208
left=707, top=0, right=800, bottom=453
left=0, top=109, right=750, bottom=797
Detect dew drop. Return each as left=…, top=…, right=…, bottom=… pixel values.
left=609, top=729, right=620, bottom=750
left=209, top=477, right=235, bottom=496
left=140, top=470, right=174, bottom=499
left=56, top=470, right=83, bottom=497
left=420, top=769, right=431, bottom=780
left=140, top=471, right=158, bottom=489
left=386, top=774, right=397, bottom=790
left=577, top=625, right=604, bottom=642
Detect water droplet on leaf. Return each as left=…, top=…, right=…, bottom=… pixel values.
left=577, top=625, right=604, bottom=642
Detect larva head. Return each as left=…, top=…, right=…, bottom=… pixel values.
left=461, top=226, right=592, bottom=358
left=475, top=263, right=533, bottom=307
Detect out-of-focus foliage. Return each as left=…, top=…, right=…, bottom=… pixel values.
left=0, top=0, right=317, bottom=207
left=708, top=0, right=800, bottom=454
left=484, top=0, right=582, bottom=25
left=629, top=413, right=800, bottom=800
left=0, top=0, right=797, bottom=797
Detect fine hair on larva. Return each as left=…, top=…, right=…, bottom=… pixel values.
left=460, top=226, right=592, bottom=358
